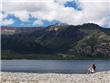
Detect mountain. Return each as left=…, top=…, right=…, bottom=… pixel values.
left=1, top=23, right=110, bottom=59
left=1, top=26, right=44, bottom=35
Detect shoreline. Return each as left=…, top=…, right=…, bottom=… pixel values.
left=1, top=71, right=110, bottom=83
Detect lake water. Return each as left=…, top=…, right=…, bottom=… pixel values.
left=1, top=60, right=110, bottom=74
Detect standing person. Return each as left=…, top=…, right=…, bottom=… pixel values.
left=92, top=64, right=96, bottom=72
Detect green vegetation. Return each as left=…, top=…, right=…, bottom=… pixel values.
left=2, top=50, right=109, bottom=60
left=1, top=23, right=110, bottom=59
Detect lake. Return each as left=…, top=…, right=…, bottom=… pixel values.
left=1, top=60, right=110, bottom=74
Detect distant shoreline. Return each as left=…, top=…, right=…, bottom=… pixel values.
left=1, top=58, right=110, bottom=60
left=2, top=51, right=110, bottom=60
left=1, top=71, right=110, bottom=83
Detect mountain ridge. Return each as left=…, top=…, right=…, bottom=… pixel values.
left=1, top=23, right=110, bottom=59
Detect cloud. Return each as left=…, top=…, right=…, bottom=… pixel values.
left=0, top=12, right=8, bottom=23
left=2, top=19, right=14, bottom=26
left=1, top=0, right=110, bottom=27
left=95, top=16, right=110, bottom=28
left=10, top=11, right=30, bottom=22
left=33, top=19, right=44, bottom=26
left=77, top=0, right=110, bottom=27
left=55, top=0, right=73, bottom=5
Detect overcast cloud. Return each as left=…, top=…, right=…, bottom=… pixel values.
left=1, top=0, right=110, bottom=27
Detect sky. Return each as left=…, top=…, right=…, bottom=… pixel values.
left=1, top=0, right=110, bottom=28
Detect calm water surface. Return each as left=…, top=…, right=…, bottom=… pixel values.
left=1, top=60, right=110, bottom=74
